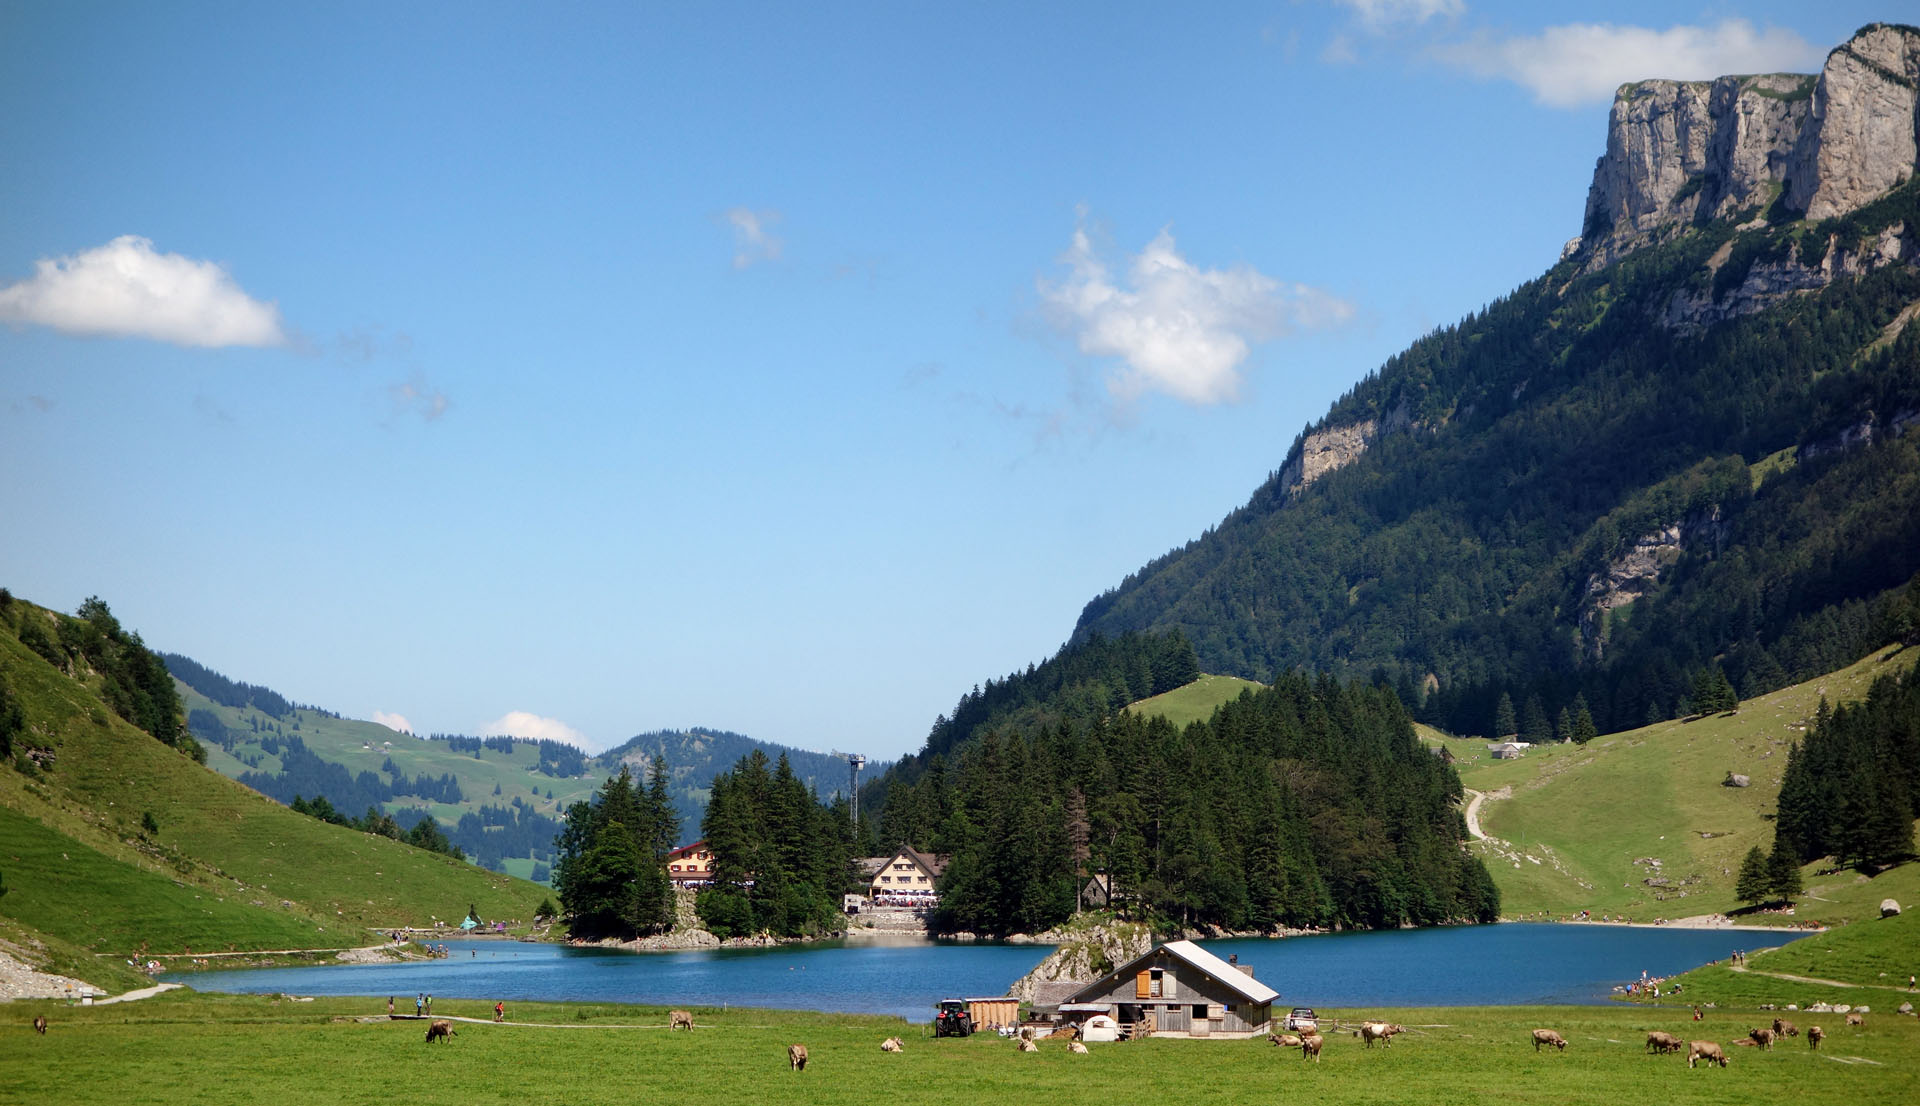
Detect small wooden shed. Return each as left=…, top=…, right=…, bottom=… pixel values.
left=1064, top=940, right=1277, bottom=1038
left=966, top=997, right=1020, bottom=1029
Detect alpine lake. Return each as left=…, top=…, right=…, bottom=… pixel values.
left=168, top=923, right=1795, bottom=1021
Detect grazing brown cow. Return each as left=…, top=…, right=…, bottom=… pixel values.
left=1687, top=1040, right=1729, bottom=1068
left=1845, top=1013, right=1864, bottom=1027
left=1748, top=1027, right=1775, bottom=1050
left=1807, top=1025, right=1825, bottom=1050
left=1646, top=1030, right=1683, bottom=1054
left=1360, top=1022, right=1405, bottom=1048
left=1067, top=1041, right=1088, bottom=1054
left=880, top=1036, right=903, bottom=1052
left=1531, top=1029, right=1567, bottom=1052
left=424, top=1019, right=456, bottom=1044
left=33, top=1015, right=48, bottom=1035
left=1772, top=1018, right=1798, bottom=1037
left=788, top=1043, right=808, bottom=1071
left=669, top=1010, right=694, bottom=1031
left=1300, top=1034, right=1323, bottom=1062
left=1269, top=1033, right=1304, bottom=1048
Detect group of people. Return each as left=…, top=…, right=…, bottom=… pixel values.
left=386, top=994, right=506, bottom=1022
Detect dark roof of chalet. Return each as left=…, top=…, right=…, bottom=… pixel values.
left=1024, top=980, right=1085, bottom=1007
left=874, top=843, right=948, bottom=877
left=665, top=839, right=708, bottom=858
left=1067, top=940, right=1279, bottom=1006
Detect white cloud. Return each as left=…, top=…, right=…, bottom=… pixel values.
left=480, top=710, right=589, bottom=749
left=1337, top=0, right=1464, bottom=30
left=723, top=208, right=783, bottom=269
left=0, top=235, right=287, bottom=347
left=372, top=711, right=415, bottom=735
left=1433, top=19, right=1823, bottom=108
left=1039, top=220, right=1354, bottom=406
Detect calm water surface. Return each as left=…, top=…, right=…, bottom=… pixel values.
left=172, top=924, right=1797, bottom=1021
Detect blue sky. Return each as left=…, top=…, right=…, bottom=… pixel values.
left=0, top=2, right=1892, bottom=758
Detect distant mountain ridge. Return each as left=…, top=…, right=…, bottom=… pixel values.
left=1071, top=24, right=1920, bottom=743
left=163, top=653, right=884, bottom=879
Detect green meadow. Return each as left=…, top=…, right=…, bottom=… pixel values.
left=1426, top=646, right=1919, bottom=924
left=2, top=991, right=1912, bottom=1106
left=1126, top=674, right=1265, bottom=728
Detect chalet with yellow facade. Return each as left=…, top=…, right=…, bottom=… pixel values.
left=665, top=840, right=715, bottom=886
left=867, top=844, right=945, bottom=903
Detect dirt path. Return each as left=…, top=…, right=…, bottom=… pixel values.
left=1729, top=965, right=1861, bottom=988
left=94, top=982, right=184, bottom=1005
left=1462, top=789, right=1489, bottom=840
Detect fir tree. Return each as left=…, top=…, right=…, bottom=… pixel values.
left=1735, top=846, right=1772, bottom=906
left=1494, top=692, right=1517, bottom=738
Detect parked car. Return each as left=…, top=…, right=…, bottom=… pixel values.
left=1285, top=1007, right=1318, bottom=1032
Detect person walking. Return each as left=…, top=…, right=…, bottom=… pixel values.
left=425, top=994, right=433, bottom=1015
left=388, top=996, right=395, bottom=1015
left=415, top=994, right=423, bottom=1016
left=495, top=1001, right=505, bottom=1023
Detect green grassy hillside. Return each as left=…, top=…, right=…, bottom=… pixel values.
left=1426, top=645, right=1919, bottom=924
left=1124, top=674, right=1264, bottom=728
left=0, top=597, right=548, bottom=973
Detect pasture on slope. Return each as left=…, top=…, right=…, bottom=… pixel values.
left=181, top=682, right=601, bottom=883
left=0, top=604, right=547, bottom=966
left=1428, top=646, right=1920, bottom=923
left=1125, top=674, right=1265, bottom=728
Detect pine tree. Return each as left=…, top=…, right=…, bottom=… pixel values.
left=1555, top=707, right=1572, bottom=744
left=1570, top=694, right=1597, bottom=745
left=1493, top=692, right=1517, bottom=738
left=1520, top=695, right=1550, bottom=744
left=1734, top=846, right=1771, bottom=906
left=1766, top=844, right=1803, bottom=903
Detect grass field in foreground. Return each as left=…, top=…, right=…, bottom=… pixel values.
left=1, top=991, right=1912, bottom=1106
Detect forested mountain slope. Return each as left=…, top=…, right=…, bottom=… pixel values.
left=1075, top=28, right=1920, bottom=740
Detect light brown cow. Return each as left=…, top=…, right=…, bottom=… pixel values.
left=880, top=1036, right=903, bottom=1052
left=1772, top=1018, right=1798, bottom=1037
left=1531, top=1029, right=1567, bottom=1052
left=1646, top=1030, right=1683, bottom=1054
left=1017, top=1038, right=1039, bottom=1053
left=1269, top=1033, right=1304, bottom=1048
left=1807, top=1025, right=1825, bottom=1050
left=1360, top=1022, right=1405, bottom=1048
left=1846, top=1013, right=1864, bottom=1027
left=788, top=1043, right=808, bottom=1071
left=424, top=1019, right=456, bottom=1044
left=1067, top=1041, right=1088, bottom=1054
left=1300, top=1034, right=1323, bottom=1062
left=1748, top=1027, right=1775, bottom=1050
left=669, top=1010, right=694, bottom=1031
left=1687, top=1040, right=1729, bottom=1068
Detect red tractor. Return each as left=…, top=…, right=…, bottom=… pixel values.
left=933, top=999, right=975, bottom=1037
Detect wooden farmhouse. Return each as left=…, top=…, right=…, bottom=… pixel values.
left=664, top=840, right=715, bottom=886
left=1063, top=940, right=1277, bottom=1038
left=868, top=844, right=945, bottom=903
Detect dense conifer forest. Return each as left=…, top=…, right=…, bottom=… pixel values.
left=880, top=670, right=1497, bottom=936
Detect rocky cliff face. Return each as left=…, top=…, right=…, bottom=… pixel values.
left=1579, top=507, right=1728, bottom=656
left=1278, top=403, right=1411, bottom=499
left=1578, top=23, right=1920, bottom=268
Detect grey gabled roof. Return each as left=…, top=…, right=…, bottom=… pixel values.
left=1068, top=939, right=1279, bottom=1006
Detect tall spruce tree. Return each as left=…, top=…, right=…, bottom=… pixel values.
left=1735, top=846, right=1772, bottom=906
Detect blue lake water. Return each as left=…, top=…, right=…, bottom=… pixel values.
left=171, top=924, right=1797, bottom=1021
